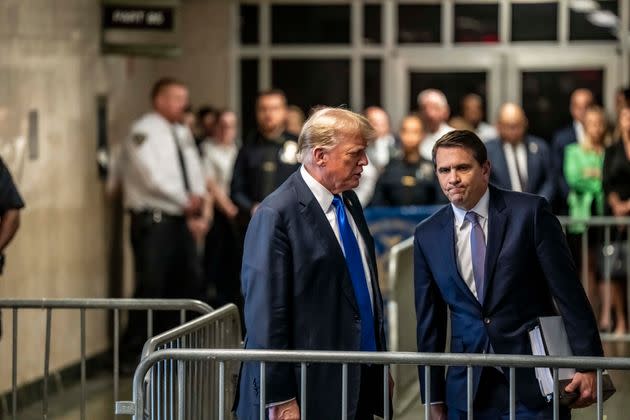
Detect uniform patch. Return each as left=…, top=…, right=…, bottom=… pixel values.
left=133, top=133, right=147, bottom=146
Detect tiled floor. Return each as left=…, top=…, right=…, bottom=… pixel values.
left=10, top=341, right=630, bottom=419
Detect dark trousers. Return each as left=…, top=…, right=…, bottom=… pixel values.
left=122, top=211, right=203, bottom=359
left=355, top=365, right=391, bottom=420
left=204, top=210, right=242, bottom=308
left=449, top=368, right=571, bottom=420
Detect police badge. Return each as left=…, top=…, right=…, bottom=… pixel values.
left=279, top=140, right=299, bottom=165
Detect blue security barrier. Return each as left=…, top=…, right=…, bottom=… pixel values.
left=364, top=205, right=443, bottom=256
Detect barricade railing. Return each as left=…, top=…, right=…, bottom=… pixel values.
left=122, top=304, right=242, bottom=419
left=556, top=216, right=630, bottom=341
left=116, top=349, right=628, bottom=420
left=0, top=298, right=213, bottom=419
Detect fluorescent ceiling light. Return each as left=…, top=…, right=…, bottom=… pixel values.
left=570, top=0, right=600, bottom=13
left=587, top=10, right=618, bottom=28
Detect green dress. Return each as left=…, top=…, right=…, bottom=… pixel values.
left=563, top=143, right=605, bottom=233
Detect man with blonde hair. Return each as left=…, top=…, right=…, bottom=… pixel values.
left=235, top=107, right=391, bottom=420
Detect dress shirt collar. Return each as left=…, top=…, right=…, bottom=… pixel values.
left=300, top=165, right=335, bottom=213
left=452, top=187, right=490, bottom=230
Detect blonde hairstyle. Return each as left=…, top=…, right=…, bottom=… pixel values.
left=297, top=107, right=377, bottom=164
left=584, top=105, right=611, bottom=146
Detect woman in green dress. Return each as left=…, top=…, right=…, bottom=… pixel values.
left=564, top=105, right=617, bottom=331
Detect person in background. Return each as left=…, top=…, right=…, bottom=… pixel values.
left=231, top=89, right=300, bottom=218
left=200, top=110, right=241, bottom=309
left=354, top=106, right=399, bottom=207
left=612, top=87, right=630, bottom=139
left=286, top=104, right=305, bottom=137
left=417, top=89, right=454, bottom=161
left=552, top=89, right=595, bottom=214
left=372, top=114, right=437, bottom=206
left=602, top=105, right=630, bottom=335
left=486, top=103, right=555, bottom=202
left=0, top=158, right=24, bottom=275
left=449, top=94, right=497, bottom=142
left=119, top=77, right=211, bottom=368
left=564, top=105, right=610, bottom=331
left=196, top=105, right=220, bottom=146
left=182, top=105, right=196, bottom=136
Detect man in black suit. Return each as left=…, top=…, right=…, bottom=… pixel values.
left=551, top=88, right=594, bottom=214
left=234, top=108, right=391, bottom=420
left=486, top=103, right=555, bottom=202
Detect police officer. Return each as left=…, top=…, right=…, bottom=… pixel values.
left=230, top=89, right=300, bottom=217
left=120, top=77, right=211, bottom=363
left=0, top=157, right=24, bottom=337
left=372, top=114, right=440, bottom=206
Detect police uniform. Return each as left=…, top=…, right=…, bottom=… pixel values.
left=0, top=158, right=24, bottom=336
left=371, top=157, right=439, bottom=206
left=230, top=130, right=300, bottom=214
left=120, top=112, right=206, bottom=355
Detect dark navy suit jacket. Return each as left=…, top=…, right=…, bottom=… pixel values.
left=413, top=186, right=602, bottom=412
left=486, top=136, right=555, bottom=203
left=234, top=171, right=388, bottom=420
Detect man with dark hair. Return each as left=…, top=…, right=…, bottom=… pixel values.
left=414, top=130, right=602, bottom=419
left=119, top=77, right=211, bottom=367
left=230, top=89, right=299, bottom=217
left=0, top=158, right=24, bottom=275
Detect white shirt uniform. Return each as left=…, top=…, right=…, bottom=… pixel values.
left=451, top=188, right=490, bottom=300
left=476, top=121, right=498, bottom=143
left=200, top=140, right=239, bottom=193
left=367, top=134, right=397, bottom=171
left=121, top=112, right=206, bottom=215
left=420, top=122, right=455, bottom=161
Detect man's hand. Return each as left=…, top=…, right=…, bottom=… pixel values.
left=429, top=403, right=447, bottom=420
left=184, top=194, right=203, bottom=218
left=565, top=371, right=597, bottom=408
left=186, top=217, right=209, bottom=243
left=268, top=399, right=300, bottom=420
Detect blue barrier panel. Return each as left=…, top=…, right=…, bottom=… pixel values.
left=364, top=205, right=443, bottom=256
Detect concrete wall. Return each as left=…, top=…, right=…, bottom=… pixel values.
left=0, top=0, right=232, bottom=393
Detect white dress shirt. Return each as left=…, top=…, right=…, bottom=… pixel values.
left=475, top=121, right=498, bottom=143
left=200, top=139, right=239, bottom=192
left=451, top=188, right=490, bottom=299
left=420, top=122, right=455, bottom=160
left=574, top=120, right=585, bottom=145
left=300, top=165, right=375, bottom=310
left=367, top=134, right=396, bottom=171
left=502, top=142, right=528, bottom=192
left=122, top=112, right=206, bottom=214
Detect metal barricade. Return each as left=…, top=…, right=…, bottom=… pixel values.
left=557, top=216, right=630, bottom=341
left=117, top=348, right=628, bottom=420
left=116, top=304, right=242, bottom=419
left=0, top=298, right=213, bottom=419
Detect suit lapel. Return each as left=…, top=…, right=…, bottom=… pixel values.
left=293, top=173, right=359, bottom=314
left=525, top=138, right=538, bottom=192
left=438, top=206, right=481, bottom=306
left=494, top=146, right=511, bottom=189
left=482, top=186, right=509, bottom=308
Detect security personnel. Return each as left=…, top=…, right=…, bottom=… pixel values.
left=230, top=89, right=300, bottom=217
left=120, top=77, right=211, bottom=363
left=0, top=157, right=24, bottom=337
left=372, top=114, right=440, bottom=206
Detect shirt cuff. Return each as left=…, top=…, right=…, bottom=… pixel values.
left=266, top=397, right=296, bottom=409
left=430, top=401, right=445, bottom=405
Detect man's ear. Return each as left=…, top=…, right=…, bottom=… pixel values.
left=313, top=147, right=327, bottom=166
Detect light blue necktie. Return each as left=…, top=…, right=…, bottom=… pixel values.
left=332, top=195, right=377, bottom=351
left=465, top=211, right=486, bottom=303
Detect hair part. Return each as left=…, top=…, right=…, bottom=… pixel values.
left=298, top=107, right=376, bottom=165
left=432, top=130, right=488, bottom=167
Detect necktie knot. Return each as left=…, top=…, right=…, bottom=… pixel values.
left=332, top=195, right=345, bottom=214
left=465, top=211, right=480, bottom=227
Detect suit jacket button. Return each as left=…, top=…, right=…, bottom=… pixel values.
left=484, top=317, right=491, bottom=325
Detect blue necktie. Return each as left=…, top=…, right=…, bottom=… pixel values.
left=332, top=195, right=377, bottom=351
left=465, top=211, right=486, bottom=303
